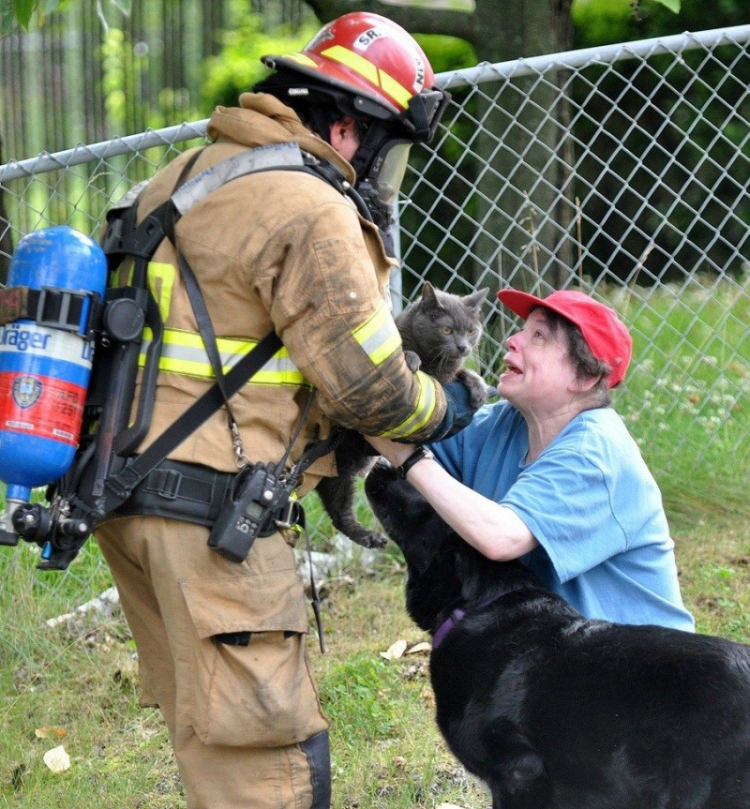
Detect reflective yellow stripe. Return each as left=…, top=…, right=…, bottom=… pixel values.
left=148, top=262, right=177, bottom=323
left=323, top=44, right=379, bottom=84
left=381, top=370, right=438, bottom=439
left=352, top=304, right=436, bottom=437
left=285, top=53, right=318, bottom=69
left=320, top=45, right=413, bottom=108
left=353, top=303, right=401, bottom=366
left=378, top=71, right=413, bottom=108
left=138, top=327, right=310, bottom=387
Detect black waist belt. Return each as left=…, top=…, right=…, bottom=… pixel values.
left=114, top=458, right=234, bottom=527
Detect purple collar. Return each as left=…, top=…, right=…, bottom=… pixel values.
left=432, top=588, right=521, bottom=649
left=432, top=607, right=466, bottom=649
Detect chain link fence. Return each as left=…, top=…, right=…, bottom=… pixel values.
left=1, top=25, right=748, bottom=587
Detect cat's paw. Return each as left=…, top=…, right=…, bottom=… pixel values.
left=455, top=368, right=491, bottom=408
left=404, top=349, right=422, bottom=373
left=347, top=530, right=389, bottom=550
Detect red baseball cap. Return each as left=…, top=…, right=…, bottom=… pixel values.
left=497, top=288, right=633, bottom=388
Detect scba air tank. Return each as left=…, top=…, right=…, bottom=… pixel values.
left=0, top=226, right=107, bottom=507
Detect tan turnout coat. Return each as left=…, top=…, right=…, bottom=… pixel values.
left=121, top=92, right=447, bottom=491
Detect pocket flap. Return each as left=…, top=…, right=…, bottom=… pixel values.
left=180, top=570, right=309, bottom=639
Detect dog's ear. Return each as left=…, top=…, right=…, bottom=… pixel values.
left=455, top=548, right=482, bottom=602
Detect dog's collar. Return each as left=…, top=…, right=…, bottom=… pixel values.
left=432, top=588, right=520, bottom=649
left=433, top=608, right=467, bottom=649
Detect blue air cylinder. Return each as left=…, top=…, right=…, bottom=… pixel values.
left=0, top=226, right=107, bottom=506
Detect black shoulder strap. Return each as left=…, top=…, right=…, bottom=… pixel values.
left=162, top=190, right=242, bottom=444
left=100, top=147, right=204, bottom=281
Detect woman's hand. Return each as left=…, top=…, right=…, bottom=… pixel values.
left=364, top=435, right=417, bottom=468
left=366, top=434, right=538, bottom=563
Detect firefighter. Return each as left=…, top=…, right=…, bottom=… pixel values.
left=95, top=12, right=479, bottom=809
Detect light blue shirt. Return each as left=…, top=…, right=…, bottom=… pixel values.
left=431, top=401, right=695, bottom=632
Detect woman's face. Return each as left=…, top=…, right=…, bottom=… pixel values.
left=498, top=308, right=581, bottom=414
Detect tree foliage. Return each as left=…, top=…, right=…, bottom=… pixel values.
left=1, top=0, right=128, bottom=34
left=201, top=11, right=317, bottom=112
left=2, top=0, right=683, bottom=37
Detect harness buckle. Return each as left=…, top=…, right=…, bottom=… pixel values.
left=35, top=287, right=92, bottom=334
left=150, top=468, right=181, bottom=500
left=275, top=498, right=303, bottom=531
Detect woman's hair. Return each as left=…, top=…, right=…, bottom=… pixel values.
left=543, top=308, right=613, bottom=408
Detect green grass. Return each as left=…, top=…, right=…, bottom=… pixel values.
left=0, top=276, right=748, bottom=807
left=611, top=276, right=749, bottom=525
left=1, top=514, right=748, bottom=809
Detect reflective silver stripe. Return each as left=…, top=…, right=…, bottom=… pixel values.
left=171, top=143, right=307, bottom=216
left=352, top=303, right=401, bottom=366
left=139, top=328, right=309, bottom=386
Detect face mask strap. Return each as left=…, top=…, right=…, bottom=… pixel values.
left=350, top=119, right=392, bottom=179
left=400, top=89, right=451, bottom=143
left=351, top=135, right=411, bottom=257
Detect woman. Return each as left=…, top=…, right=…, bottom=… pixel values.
left=367, top=288, right=695, bottom=631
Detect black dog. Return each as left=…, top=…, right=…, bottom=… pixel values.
left=364, top=460, right=750, bottom=809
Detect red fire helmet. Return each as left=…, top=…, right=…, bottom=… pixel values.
left=263, top=12, right=441, bottom=126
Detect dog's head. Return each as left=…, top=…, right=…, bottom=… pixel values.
left=365, top=459, right=464, bottom=632
left=365, top=459, right=538, bottom=634
left=365, top=459, right=454, bottom=571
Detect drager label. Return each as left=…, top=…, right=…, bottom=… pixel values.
left=0, top=323, right=52, bottom=352
left=0, top=323, right=93, bottom=365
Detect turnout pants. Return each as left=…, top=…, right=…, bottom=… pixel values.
left=96, top=516, right=330, bottom=809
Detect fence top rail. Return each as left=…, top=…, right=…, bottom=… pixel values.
left=441, top=23, right=750, bottom=88
left=2, top=23, right=750, bottom=184
left=0, top=121, right=211, bottom=184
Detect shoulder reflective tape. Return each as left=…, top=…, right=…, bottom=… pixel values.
left=139, top=327, right=311, bottom=387
left=380, top=370, right=438, bottom=439
left=352, top=303, right=401, bottom=366
left=113, top=263, right=134, bottom=288
left=171, top=143, right=306, bottom=217
left=320, top=45, right=413, bottom=109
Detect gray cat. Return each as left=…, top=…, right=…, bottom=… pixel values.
left=315, top=283, right=490, bottom=549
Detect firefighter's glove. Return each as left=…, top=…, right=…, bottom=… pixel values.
left=428, top=379, right=481, bottom=442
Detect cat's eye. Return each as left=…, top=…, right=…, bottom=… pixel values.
left=441, top=326, right=453, bottom=335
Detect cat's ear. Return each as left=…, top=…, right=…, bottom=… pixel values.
left=465, top=287, right=490, bottom=311
left=421, top=282, right=442, bottom=309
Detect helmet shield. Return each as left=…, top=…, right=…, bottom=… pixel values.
left=352, top=134, right=413, bottom=256
left=372, top=139, right=411, bottom=206
left=400, top=88, right=451, bottom=143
